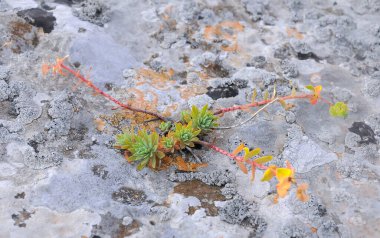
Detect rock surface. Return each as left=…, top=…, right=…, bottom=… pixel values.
left=0, top=0, right=379, bottom=237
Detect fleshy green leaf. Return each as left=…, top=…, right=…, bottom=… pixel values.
left=305, top=85, right=314, bottom=91
left=137, top=158, right=150, bottom=170
left=329, top=102, right=348, bottom=118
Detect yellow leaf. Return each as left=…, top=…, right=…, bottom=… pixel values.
left=291, top=85, right=297, bottom=96
left=232, top=143, right=245, bottom=156
left=276, top=168, right=293, bottom=181
left=271, top=84, right=276, bottom=100
left=261, top=165, right=276, bottom=181
left=264, top=90, right=269, bottom=100
left=237, top=161, right=248, bottom=174
left=254, top=155, right=273, bottom=164
left=251, top=89, right=257, bottom=104
left=243, top=147, right=261, bottom=160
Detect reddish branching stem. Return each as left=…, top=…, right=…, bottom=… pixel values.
left=213, top=94, right=333, bottom=115
left=59, top=64, right=168, bottom=121
left=198, top=140, right=268, bottom=170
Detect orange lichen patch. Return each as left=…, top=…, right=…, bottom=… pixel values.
left=8, top=20, right=39, bottom=53
left=310, top=227, right=318, bottom=233
left=286, top=27, right=304, bottom=40
left=197, top=71, right=210, bottom=80
left=204, top=21, right=244, bottom=52
left=296, top=183, right=309, bottom=202
left=180, top=85, right=208, bottom=100
left=158, top=5, right=177, bottom=31
left=162, top=103, right=179, bottom=117
left=136, top=68, right=175, bottom=90
left=94, top=118, right=106, bottom=131
left=127, top=88, right=159, bottom=110
left=222, top=39, right=239, bottom=52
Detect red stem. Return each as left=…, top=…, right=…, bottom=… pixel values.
left=60, top=64, right=168, bottom=121
left=198, top=140, right=268, bottom=170
left=214, top=94, right=312, bottom=115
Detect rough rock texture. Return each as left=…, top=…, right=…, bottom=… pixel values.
left=0, top=0, right=379, bottom=237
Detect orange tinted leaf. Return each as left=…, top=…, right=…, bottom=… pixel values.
left=237, top=161, right=248, bottom=174
left=156, top=156, right=173, bottom=170
left=310, top=85, right=322, bottom=105
left=41, top=63, right=51, bottom=76
left=276, top=179, right=292, bottom=198
left=175, top=156, right=208, bottom=172
left=232, top=143, right=245, bottom=156
left=278, top=99, right=287, bottom=109
left=296, top=183, right=309, bottom=202
left=254, top=155, right=273, bottom=164
left=124, top=151, right=132, bottom=162
left=314, top=85, right=322, bottom=94
left=285, top=160, right=293, bottom=169
left=250, top=166, right=256, bottom=182
left=273, top=194, right=279, bottom=204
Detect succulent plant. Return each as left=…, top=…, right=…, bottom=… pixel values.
left=116, top=129, right=165, bottom=170
left=159, top=121, right=172, bottom=133
left=160, top=132, right=176, bottom=153
left=115, top=132, right=136, bottom=150
left=329, top=102, right=348, bottom=118
left=173, top=122, right=201, bottom=149
left=181, top=105, right=219, bottom=132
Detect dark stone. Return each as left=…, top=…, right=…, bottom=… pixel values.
left=11, top=209, right=34, bottom=227
left=54, top=0, right=84, bottom=6
left=17, top=8, right=56, bottom=33
left=112, top=187, right=147, bottom=205
left=27, top=140, right=39, bottom=153
left=92, top=164, right=109, bottom=180
left=297, top=52, right=321, bottom=62
left=349, top=122, right=377, bottom=144
left=207, top=85, right=239, bottom=100
left=14, top=192, right=25, bottom=199
left=201, top=63, right=230, bottom=78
